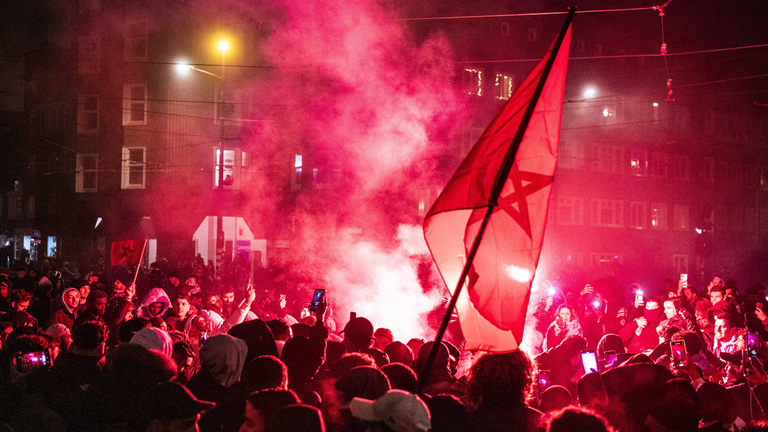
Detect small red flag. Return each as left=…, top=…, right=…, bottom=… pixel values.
left=110, top=239, right=146, bottom=266
left=424, top=20, right=572, bottom=351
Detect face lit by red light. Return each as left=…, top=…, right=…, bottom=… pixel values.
left=148, top=302, right=165, bottom=317
left=663, top=300, right=677, bottom=319
left=79, top=285, right=90, bottom=304
left=714, top=317, right=732, bottom=341
left=222, top=293, right=235, bottom=308
left=64, top=290, right=81, bottom=310
left=559, top=307, right=572, bottom=322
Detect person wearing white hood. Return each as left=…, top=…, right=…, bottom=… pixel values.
left=136, top=287, right=172, bottom=320
left=51, top=287, right=81, bottom=330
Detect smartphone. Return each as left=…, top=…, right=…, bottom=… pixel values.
left=680, top=274, right=688, bottom=285
left=581, top=350, right=598, bottom=374
left=309, top=289, right=326, bottom=312
left=671, top=340, right=688, bottom=368
left=15, top=350, right=52, bottom=373
left=743, top=349, right=752, bottom=375
left=748, top=332, right=760, bottom=358
left=604, top=350, right=617, bottom=369
left=538, top=370, right=552, bottom=396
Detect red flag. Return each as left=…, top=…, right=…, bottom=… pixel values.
left=110, top=239, right=146, bottom=266
left=424, top=17, right=572, bottom=352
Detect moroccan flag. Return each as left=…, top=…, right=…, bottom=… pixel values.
left=110, top=239, right=147, bottom=266
left=424, top=12, right=573, bottom=352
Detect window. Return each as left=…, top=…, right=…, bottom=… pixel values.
left=591, top=199, right=623, bottom=228
left=47, top=236, right=57, bottom=258
left=557, top=197, right=584, bottom=225
left=673, top=204, right=690, bottom=231
left=77, top=95, right=98, bottom=133
left=629, top=202, right=647, bottom=229
left=671, top=156, right=689, bottom=180
left=47, top=193, right=61, bottom=216
left=495, top=74, right=513, bottom=100
left=715, top=205, right=728, bottom=231
left=596, top=146, right=622, bottom=174
left=557, top=140, right=584, bottom=169
left=464, top=69, right=482, bottom=97
left=630, top=149, right=648, bottom=176
left=730, top=207, right=743, bottom=231
left=124, top=21, right=148, bottom=61
left=673, top=255, right=689, bottom=274
left=292, top=154, right=303, bottom=190
left=761, top=208, right=768, bottom=233
left=650, top=152, right=668, bottom=178
left=26, top=196, right=35, bottom=219
left=214, top=148, right=248, bottom=188
left=121, top=147, right=146, bottom=189
left=78, top=35, right=100, bottom=74
left=6, top=192, right=22, bottom=220
left=123, top=84, right=147, bottom=125
left=76, top=154, right=98, bottom=193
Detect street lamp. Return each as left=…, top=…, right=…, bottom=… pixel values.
left=174, top=38, right=231, bottom=275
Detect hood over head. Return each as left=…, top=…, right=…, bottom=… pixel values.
left=137, top=288, right=172, bottom=319
left=199, top=334, right=248, bottom=387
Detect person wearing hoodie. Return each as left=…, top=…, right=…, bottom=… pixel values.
left=136, top=287, right=172, bottom=320
left=186, top=334, right=248, bottom=432
left=51, top=287, right=80, bottom=330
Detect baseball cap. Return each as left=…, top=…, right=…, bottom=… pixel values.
left=374, top=328, right=394, bottom=343
left=142, top=382, right=215, bottom=420
left=341, top=317, right=374, bottom=343
left=350, top=389, right=431, bottom=432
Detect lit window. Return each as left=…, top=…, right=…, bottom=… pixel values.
left=78, top=35, right=100, bottom=74
left=651, top=203, right=668, bottom=230
left=495, top=74, right=514, bottom=100
left=214, top=149, right=247, bottom=189
left=123, top=84, right=147, bottom=125
left=630, top=149, right=647, bottom=176
left=464, top=69, right=482, bottom=97
left=76, top=153, right=98, bottom=193
left=47, top=236, right=57, bottom=258
left=78, top=95, right=98, bottom=133
left=292, top=154, right=303, bottom=190
left=121, top=147, right=146, bottom=189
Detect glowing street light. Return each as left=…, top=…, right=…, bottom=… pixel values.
left=218, top=40, right=230, bottom=52
left=583, top=87, right=597, bottom=99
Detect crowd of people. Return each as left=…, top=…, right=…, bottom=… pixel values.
left=4, top=255, right=768, bottom=432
